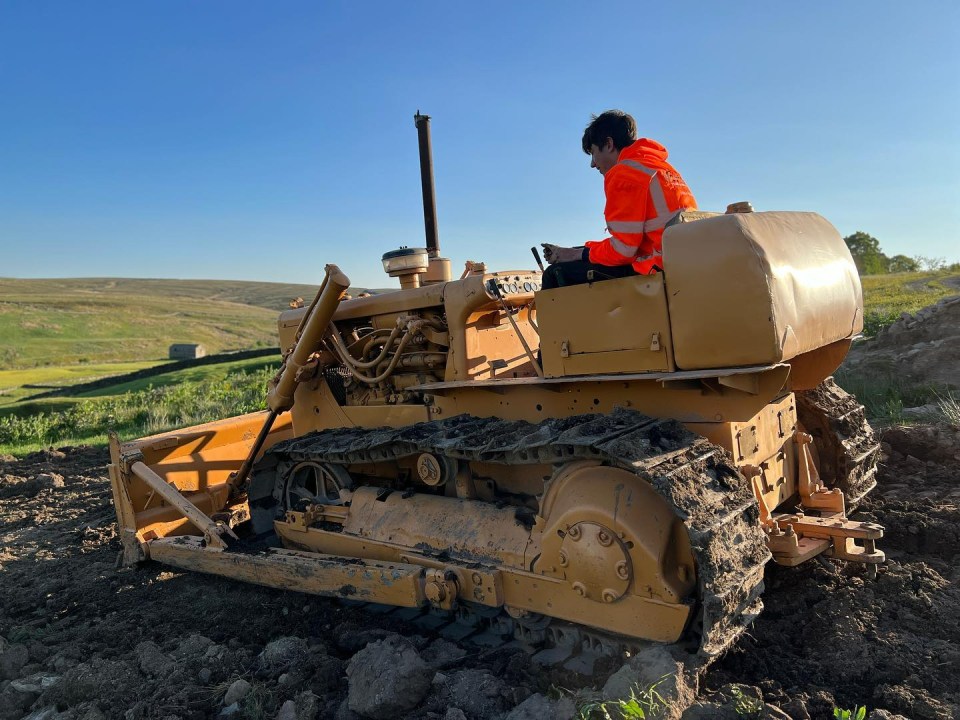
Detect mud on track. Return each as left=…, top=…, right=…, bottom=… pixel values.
left=1, top=426, right=958, bottom=719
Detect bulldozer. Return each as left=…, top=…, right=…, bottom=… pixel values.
left=108, top=113, right=882, bottom=667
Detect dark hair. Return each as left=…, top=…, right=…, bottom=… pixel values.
left=581, top=110, right=637, bottom=154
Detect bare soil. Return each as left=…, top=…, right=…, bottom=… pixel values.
left=1, top=425, right=958, bottom=719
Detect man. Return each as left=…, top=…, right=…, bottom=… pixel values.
left=541, top=110, right=697, bottom=289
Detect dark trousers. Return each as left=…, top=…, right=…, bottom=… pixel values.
left=541, top=258, right=638, bottom=289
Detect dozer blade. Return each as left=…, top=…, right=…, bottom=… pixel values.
left=109, top=410, right=296, bottom=565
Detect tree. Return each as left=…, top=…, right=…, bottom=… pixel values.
left=887, top=254, right=920, bottom=273
left=914, top=255, right=947, bottom=271
left=843, top=231, right=889, bottom=275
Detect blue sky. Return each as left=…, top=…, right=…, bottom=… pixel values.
left=1, top=1, right=957, bottom=289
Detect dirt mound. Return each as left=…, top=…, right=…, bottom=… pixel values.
left=845, top=295, right=960, bottom=393
left=1, top=433, right=958, bottom=718
left=708, top=424, right=960, bottom=719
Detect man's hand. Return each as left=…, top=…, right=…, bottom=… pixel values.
left=541, top=244, right=582, bottom=265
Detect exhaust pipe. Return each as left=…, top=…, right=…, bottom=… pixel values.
left=414, top=111, right=440, bottom=258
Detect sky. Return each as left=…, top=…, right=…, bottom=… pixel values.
left=0, top=1, right=957, bottom=289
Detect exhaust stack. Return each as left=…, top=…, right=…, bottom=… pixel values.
left=383, top=112, right=451, bottom=286
left=414, top=111, right=440, bottom=257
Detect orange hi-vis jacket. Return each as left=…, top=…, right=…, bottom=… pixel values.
left=584, top=138, right=697, bottom=274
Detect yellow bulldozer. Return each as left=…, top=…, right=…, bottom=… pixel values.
left=108, top=114, right=882, bottom=667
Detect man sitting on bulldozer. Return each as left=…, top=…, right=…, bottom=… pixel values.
left=541, top=109, right=697, bottom=288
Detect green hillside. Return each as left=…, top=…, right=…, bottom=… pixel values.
left=860, top=270, right=960, bottom=335
left=0, top=278, right=324, bottom=369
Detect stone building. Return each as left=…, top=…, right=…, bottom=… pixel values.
left=168, top=343, right=207, bottom=360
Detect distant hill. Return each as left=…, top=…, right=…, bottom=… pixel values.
left=0, top=277, right=337, bottom=370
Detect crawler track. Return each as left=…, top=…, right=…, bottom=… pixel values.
left=258, top=408, right=770, bottom=665
left=796, top=378, right=880, bottom=509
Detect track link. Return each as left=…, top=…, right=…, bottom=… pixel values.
left=796, top=378, right=880, bottom=508
left=258, top=408, right=770, bottom=664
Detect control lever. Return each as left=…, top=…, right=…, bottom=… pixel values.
left=486, top=279, right=543, bottom=378
left=530, top=246, right=545, bottom=272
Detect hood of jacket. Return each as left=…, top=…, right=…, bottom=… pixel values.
left=619, top=137, right=668, bottom=164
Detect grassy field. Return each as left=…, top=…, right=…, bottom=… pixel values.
left=71, top=354, right=277, bottom=397
left=0, top=357, right=279, bottom=456
left=860, top=270, right=960, bottom=336
left=0, top=360, right=166, bottom=406
left=0, top=278, right=321, bottom=369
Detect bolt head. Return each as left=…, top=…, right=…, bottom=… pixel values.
left=425, top=582, right=446, bottom=603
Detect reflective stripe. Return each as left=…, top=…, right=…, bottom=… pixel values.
left=607, top=208, right=685, bottom=234
left=619, top=159, right=656, bottom=176
left=606, top=220, right=647, bottom=232
left=614, top=159, right=676, bottom=232
left=644, top=208, right=684, bottom=231
left=608, top=235, right=637, bottom=259
left=649, top=175, right=670, bottom=218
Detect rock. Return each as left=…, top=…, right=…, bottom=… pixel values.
left=0, top=685, right=35, bottom=720
left=276, top=700, right=297, bottom=720
left=444, top=710, right=468, bottom=720
left=173, top=634, right=215, bottom=659
left=39, top=658, right=140, bottom=708
left=780, top=697, right=811, bottom=719
left=0, top=641, right=29, bottom=680
left=123, top=700, right=150, bottom=720
left=868, top=711, right=910, bottom=720
left=602, top=646, right=697, bottom=719
left=334, top=699, right=361, bottom=720
left=224, top=678, right=252, bottom=706
left=310, top=655, right=344, bottom=694
left=11, top=672, right=60, bottom=694
left=258, top=637, right=309, bottom=675
left=199, top=667, right=212, bottom=683
left=902, top=403, right=940, bottom=420
left=35, top=472, right=65, bottom=490
left=346, top=636, right=433, bottom=719
left=440, top=669, right=507, bottom=719
left=292, top=690, right=320, bottom=720
left=135, top=641, right=174, bottom=677
left=503, top=693, right=577, bottom=720
left=20, top=708, right=60, bottom=720
left=762, top=705, right=792, bottom=719
left=422, top=638, right=467, bottom=670
left=333, top=623, right=395, bottom=654
left=220, top=703, right=241, bottom=717
left=76, top=703, right=107, bottom=720
left=204, top=643, right=229, bottom=660
left=48, top=651, right=77, bottom=673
